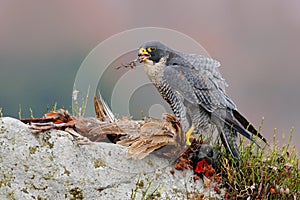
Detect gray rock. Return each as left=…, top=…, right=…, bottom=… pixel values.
left=0, top=117, right=224, bottom=200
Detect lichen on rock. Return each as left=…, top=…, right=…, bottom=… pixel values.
left=0, top=117, right=224, bottom=199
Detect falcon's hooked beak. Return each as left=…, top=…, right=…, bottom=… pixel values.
left=138, top=48, right=150, bottom=63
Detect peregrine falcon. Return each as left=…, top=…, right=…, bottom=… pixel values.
left=137, top=41, right=267, bottom=159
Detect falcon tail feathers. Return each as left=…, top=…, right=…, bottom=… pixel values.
left=219, top=118, right=260, bottom=160
left=232, top=110, right=268, bottom=145
left=220, top=129, right=240, bottom=160
left=224, top=118, right=261, bottom=148
left=214, top=113, right=261, bottom=159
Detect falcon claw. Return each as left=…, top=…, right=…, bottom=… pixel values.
left=185, top=125, right=195, bottom=145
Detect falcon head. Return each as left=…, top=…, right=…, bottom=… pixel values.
left=138, top=41, right=170, bottom=64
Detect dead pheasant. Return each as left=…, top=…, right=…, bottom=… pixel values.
left=21, top=93, right=184, bottom=160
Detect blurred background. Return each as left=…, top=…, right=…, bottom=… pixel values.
left=0, top=1, right=299, bottom=151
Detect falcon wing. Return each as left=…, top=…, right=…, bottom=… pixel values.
left=163, top=57, right=261, bottom=145
left=163, top=62, right=229, bottom=113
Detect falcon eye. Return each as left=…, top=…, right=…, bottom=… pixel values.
left=147, top=47, right=156, bottom=52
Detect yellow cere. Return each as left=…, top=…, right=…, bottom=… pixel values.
left=139, top=48, right=148, bottom=55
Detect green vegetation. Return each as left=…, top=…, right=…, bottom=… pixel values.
left=46, top=102, right=57, bottom=113
left=130, top=175, right=160, bottom=200
left=72, top=86, right=90, bottom=118
left=18, top=104, right=22, bottom=119
left=219, top=129, right=299, bottom=199
left=29, top=108, right=34, bottom=118
left=18, top=104, right=35, bottom=119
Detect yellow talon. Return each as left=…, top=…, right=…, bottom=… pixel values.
left=185, top=125, right=195, bottom=145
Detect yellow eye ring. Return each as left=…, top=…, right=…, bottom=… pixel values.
left=147, top=47, right=156, bottom=52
